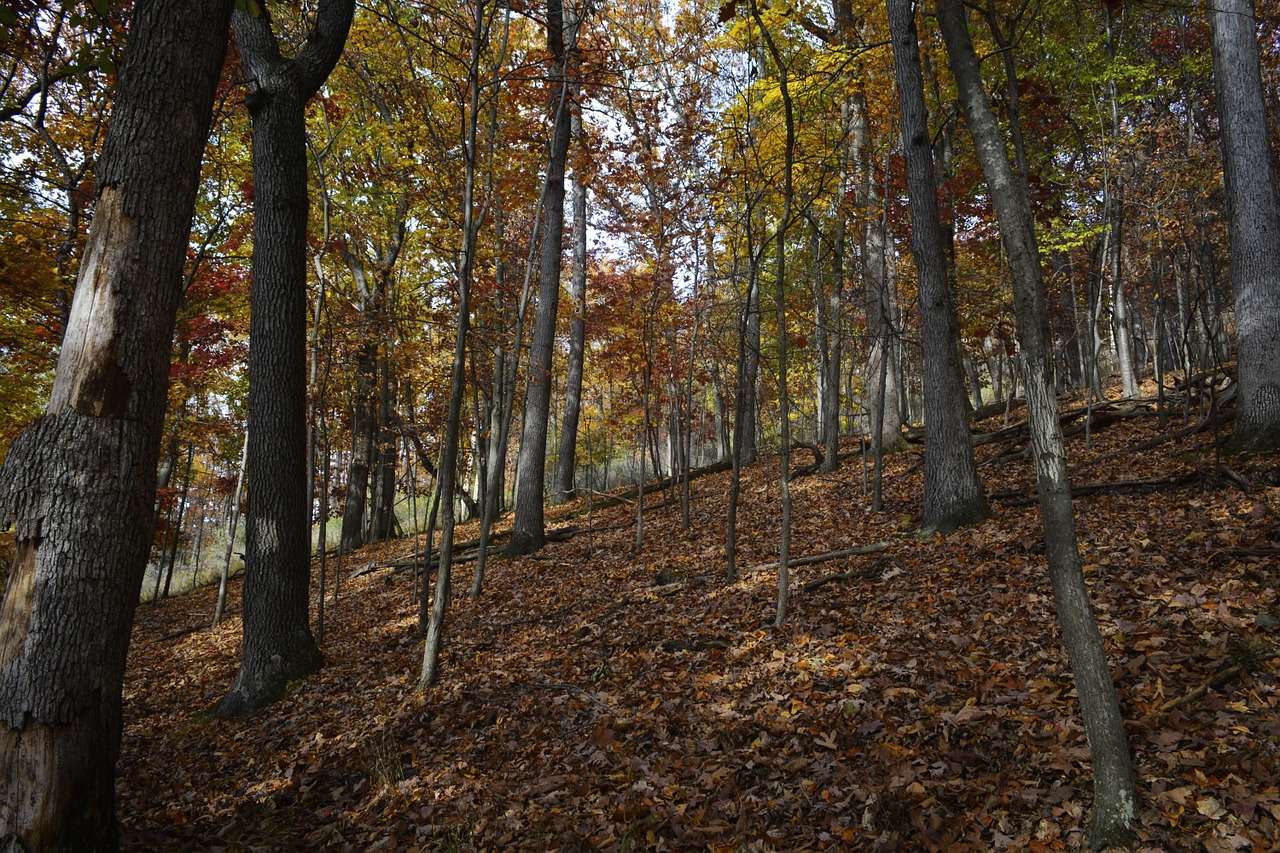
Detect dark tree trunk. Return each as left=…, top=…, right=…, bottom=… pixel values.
left=508, top=0, right=574, bottom=556
left=366, top=355, right=398, bottom=542
left=0, top=2, right=232, bottom=847
left=212, top=0, right=353, bottom=718
left=340, top=343, right=374, bottom=551
left=888, top=0, right=990, bottom=535
left=937, top=1, right=1136, bottom=845
left=1209, top=0, right=1280, bottom=450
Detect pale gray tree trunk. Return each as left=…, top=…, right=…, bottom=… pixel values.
left=508, top=0, right=575, bottom=555
left=1209, top=0, right=1280, bottom=450
left=937, top=0, right=1136, bottom=845
left=0, top=2, right=232, bottom=847
left=553, top=105, right=589, bottom=504
left=852, top=91, right=904, bottom=449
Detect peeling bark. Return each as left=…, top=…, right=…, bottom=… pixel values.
left=0, top=2, right=232, bottom=846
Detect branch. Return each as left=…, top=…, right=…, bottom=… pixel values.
left=745, top=542, right=891, bottom=574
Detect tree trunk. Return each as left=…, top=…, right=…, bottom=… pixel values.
left=937, top=1, right=1137, bottom=845
left=749, top=0, right=794, bottom=626
left=366, top=353, right=398, bottom=542
left=507, top=0, right=574, bottom=555
left=422, top=0, right=490, bottom=686
left=888, top=0, right=990, bottom=535
left=0, top=2, right=232, bottom=847
left=1209, top=0, right=1280, bottom=450
left=212, top=0, right=353, bottom=718
left=553, top=105, right=588, bottom=505
left=340, top=342, right=374, bottom=551
left=853, top=90, right=904, bottom=450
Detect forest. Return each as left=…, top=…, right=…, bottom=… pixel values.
left=0, top=0, right=1278, bottom=849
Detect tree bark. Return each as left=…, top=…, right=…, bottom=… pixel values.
left=507, top=0, right=574, bottom=556
left=852, top=91, right=904, bottom=450
left=212, top=0, right=353, bottom=718
left=339, top=342, right=374, bottom=551
left=1209, top=0, right=1280, bottom=450
left=937, top=1, right=1136, bottom=845
left=888, top=0, right=990, bottom=535
left=0, top=2, right=232, bottom=847
left=553, top=104, right=589, bottom=504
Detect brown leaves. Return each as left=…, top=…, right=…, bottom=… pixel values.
left=115, top=396, right=1280, bottom=850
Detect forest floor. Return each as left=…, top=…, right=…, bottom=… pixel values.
left=117, top=383, right=1280, bottom=852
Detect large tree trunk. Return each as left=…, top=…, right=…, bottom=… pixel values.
left=212, top=0, right=353, bottom=718
left=1209, top=0, right=1280, bottom=450
left=937, top=1, right=1137, bottom=846
left=507, top=0, right=574, bottom=556
left=887, top=0, right=989, bottom=535
left=0, top=2, right=232, bottom=847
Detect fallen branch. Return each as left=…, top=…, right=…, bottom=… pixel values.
left=523, top=682, right=620, bottom=714
left=744, top=542, right=891, bottom=574
left=990, top=470, right=1201, bottom=507
left=801, top=556, right=906, bottom=592
left=1140, top=652, right=1277, bottom=727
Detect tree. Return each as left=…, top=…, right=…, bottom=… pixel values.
left=936, top=0, right=1137, bottom=845
left=887, top=0, right=989, bottom=535
left=0, top=1, right=233, bottom=846
left=552, top=100, right=589, bottom=504
left=1209, top=0, right=1280, bottom=450
left=507, top=0, right=578, bottom=556
left=212, top=0, right=354, bottom=718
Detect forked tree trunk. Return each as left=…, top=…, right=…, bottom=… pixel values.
left=888, top=0, right=990, bottom=535
left=937, top=1, right=1136, bottom=846
left=0, top=2, right=232, bottom=847
left=212, top=0, right=353, bottom=718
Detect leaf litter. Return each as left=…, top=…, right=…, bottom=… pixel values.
left=118, top=395, right=1280, bottom=851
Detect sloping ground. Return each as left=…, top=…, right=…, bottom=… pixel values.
left=118, top=393, right=1279, bottom=852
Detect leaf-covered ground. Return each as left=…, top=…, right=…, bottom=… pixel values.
left=118, top=393, right=1280, bottom=852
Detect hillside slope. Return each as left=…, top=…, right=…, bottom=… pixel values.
left=118, top=392, right=1279, bottom=851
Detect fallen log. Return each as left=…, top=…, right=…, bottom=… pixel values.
left=744, top=541, right=891, bottom=575
left=1139, top=652, right=1277, bottom=727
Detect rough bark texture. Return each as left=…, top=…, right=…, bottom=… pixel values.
left=888, top=0, right=989, bottom=535
left=937, top=0, right=1137, bottom=846
left=508, top=0, right=573, bottom=556
left=0, top=2, right=232, bottom=848
left=213, top=0, right=353, bottom=718
left=1209, top=0, right=1280, bottom=450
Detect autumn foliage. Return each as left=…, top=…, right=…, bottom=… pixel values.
left=117, top=392, right=1279, bottom=851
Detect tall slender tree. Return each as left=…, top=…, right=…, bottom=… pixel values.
left=0, top=1, right=232, bottom=846
left=936, top=0, right=1137, bottom=844
left=507, top=0, right=577, bottom=555
left=212, top=0, right=354, bottom=718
